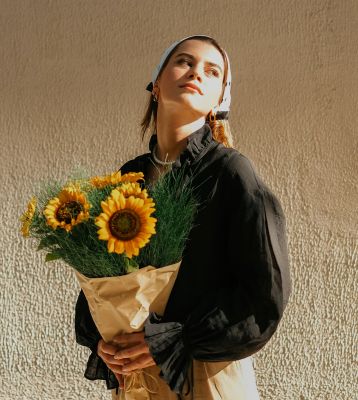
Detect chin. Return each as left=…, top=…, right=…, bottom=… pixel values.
left=178, top=97, right=206, bottom=111
left=163, top=96, right=206, bottom=117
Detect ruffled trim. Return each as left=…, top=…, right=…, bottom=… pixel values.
left=143, top=306, right=230, bottom=394
left=84, top=349, right=119, bottom=390
left=143, top=312, right=192, bottom=394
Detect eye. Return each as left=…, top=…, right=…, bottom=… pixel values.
left=209, top=69, right=220, bottom=77
left=177, top=58, right=192, bottom=66
left=177, top=59, right=220, bottom=78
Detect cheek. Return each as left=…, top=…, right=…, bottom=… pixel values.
left=159, top=70, right=182, bottom=97
left=211, top=81, right=224, bottom=102
left=202, top=84, right=222, bottom=108
left=205, top=78, right=222, bottom=95
left=164, top=67, right=182, bottom=84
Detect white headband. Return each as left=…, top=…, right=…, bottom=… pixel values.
left=145, top=34, right=232, bottom=120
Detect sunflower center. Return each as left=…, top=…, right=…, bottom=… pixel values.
left=56, top=201, right=83, bottom=224
left=109, top=209, right=141, bottom=240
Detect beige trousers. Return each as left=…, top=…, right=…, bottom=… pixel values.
left=111, top=356, right=260, bottom=400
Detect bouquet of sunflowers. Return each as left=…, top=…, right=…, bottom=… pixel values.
left=19, top=165, right=198, bottom=399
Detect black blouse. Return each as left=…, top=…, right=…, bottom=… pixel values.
left=74, top=122, right=292, bottom=395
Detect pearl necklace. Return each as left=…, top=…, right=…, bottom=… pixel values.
left=152, top=144, right=176, bottom=166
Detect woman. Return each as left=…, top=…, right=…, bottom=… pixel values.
left=75, top=34, right=292, bottom=399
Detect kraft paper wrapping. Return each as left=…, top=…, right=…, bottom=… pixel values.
left=75, top=262, right=261, bottom=400
left=74, top=260, right=182, bottom=400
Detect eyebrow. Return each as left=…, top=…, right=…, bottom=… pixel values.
left=174, top=52, right=223, bottom=74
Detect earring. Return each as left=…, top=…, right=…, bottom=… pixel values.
left=209, top=109, right=216, bottom=122
left=152, top=86, right=159, bottom=102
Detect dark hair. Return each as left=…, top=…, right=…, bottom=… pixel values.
left=140, top=36, right=235, bottom=148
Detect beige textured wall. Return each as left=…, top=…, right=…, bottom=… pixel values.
left=1, top=0, right=357, bottom=399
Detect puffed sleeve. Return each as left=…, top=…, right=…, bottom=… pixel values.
left=75, top=290, right=119, bottom=389
left=143, top=151, right=292, bottom=394
left=73, top=157, right=143, bottom=390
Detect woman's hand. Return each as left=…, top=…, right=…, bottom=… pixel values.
left=97, top=339, right=130, bottom=389
left=112, top=331, right=157, bottom=374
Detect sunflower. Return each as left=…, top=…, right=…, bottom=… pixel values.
left=90, top=171, right=144, bottom=189
left=20, top=196, right=37, bottom=237
left=120, top=172, right=145, bottom=183
left=111, top=182, right=152, bottom=203
left=43, top=185, right=91, bottom=232
left=95, top=188, right=157, bottom=258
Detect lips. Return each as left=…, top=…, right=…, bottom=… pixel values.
left=179, top=83, right=202, bottom=95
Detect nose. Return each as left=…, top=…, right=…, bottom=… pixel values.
left=187, top=65, right=202, bottom=82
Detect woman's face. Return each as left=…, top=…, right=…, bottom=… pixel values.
left=155, top=39, right=225, bottom=119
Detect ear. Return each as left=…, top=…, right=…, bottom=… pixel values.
left=154, top=78, right=160, bottom=88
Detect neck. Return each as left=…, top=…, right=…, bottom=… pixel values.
left=155, top=106, right=206, bottom=162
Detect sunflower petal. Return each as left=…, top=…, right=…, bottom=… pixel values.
left=108, top=238, right=115, bottom=253
left=95, top=218, right=108, bottom=228
left=108, top=199, right=117, bottom=213
left=101, top=201, right=112, bottom=215
left=98, top=229, right=110, bottom=240
left=118, top=192, right=126, bottom=209
left=114, top=240, right=125, bottom=254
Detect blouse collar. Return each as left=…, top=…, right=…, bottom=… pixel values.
left=148, top=123, right=214, bottom=168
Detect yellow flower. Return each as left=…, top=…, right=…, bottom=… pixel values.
left=90, top=171, right=144, bottom=189
left=111, top=182, right=152, bottom=203
left=43, top=185, right=91, bottom=232
left=20, top=196, right=37, bottom=237
left=120, top=172, right=145, bottom=184
left=95, top=188, right=157, bottom=259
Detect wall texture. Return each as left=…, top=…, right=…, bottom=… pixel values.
left=1, top=0, right=357, bottom=399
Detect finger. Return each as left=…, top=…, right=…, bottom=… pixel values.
left=107, top=358, right=131, bottom=374
left=99, top=341, right=120, bottom=356
left=113, top=343, right=148, bottom=360
left=107, top=362, right=127, bottom=374
left=112, top=332, right=145, bottom=345
left=106, top=359, right=132, bottom=374
left=120, top=354, right=156, bottom=373
left=125, top=357, right=155, bottom=371
left=100, top=352, right=129, bottom=366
